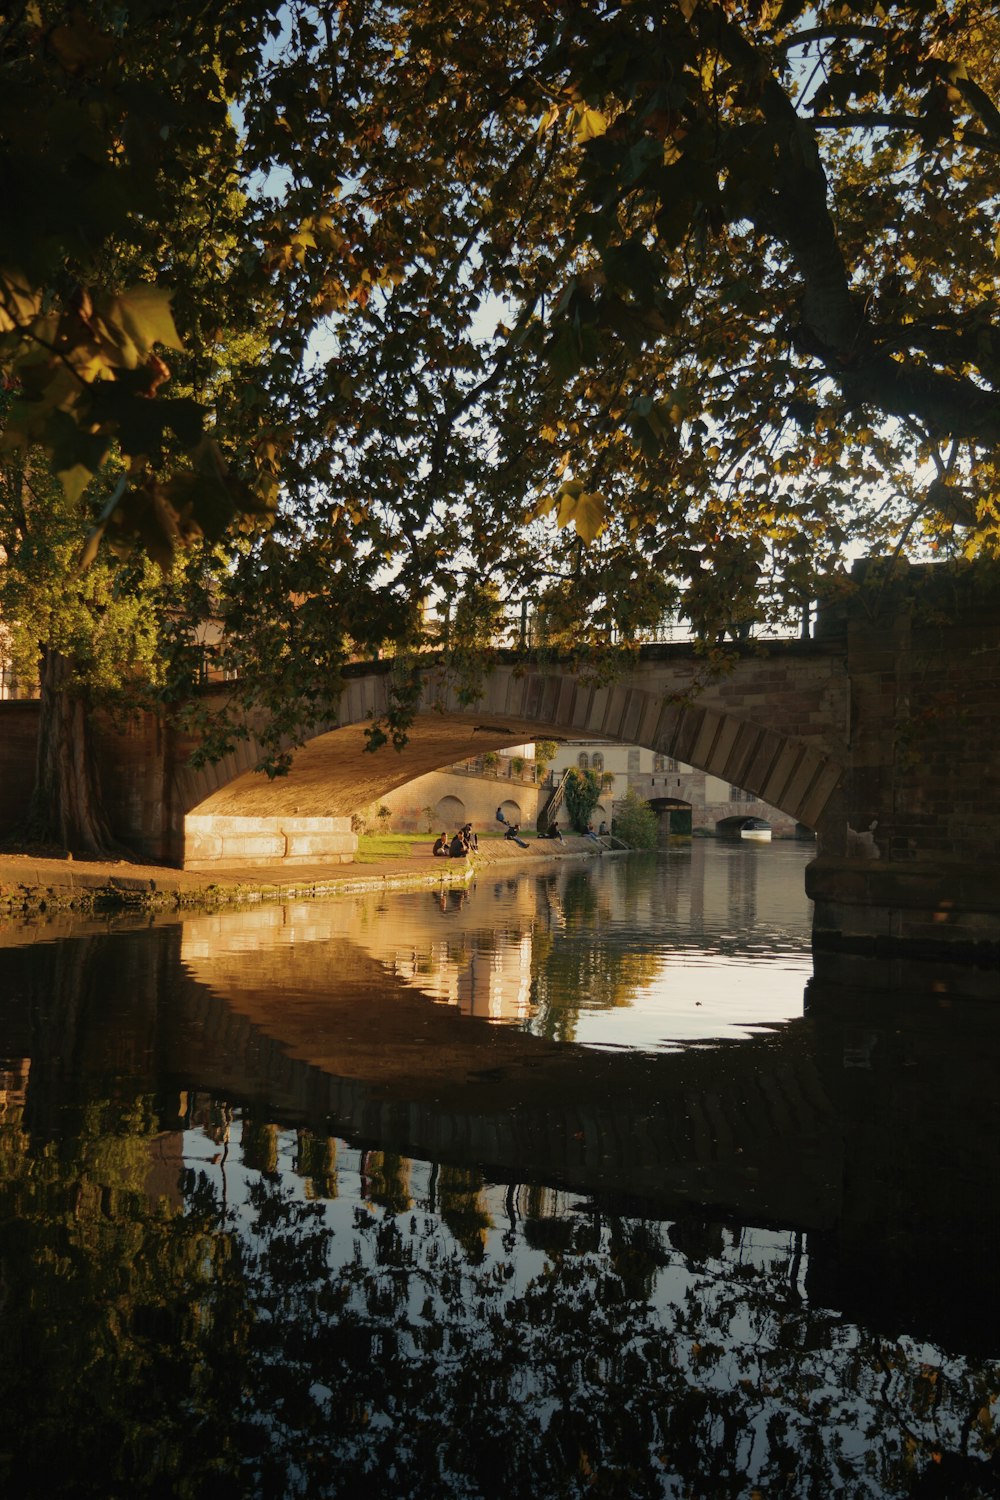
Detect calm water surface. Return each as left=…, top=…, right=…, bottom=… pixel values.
left=0, top=841, right=998, bottom=1499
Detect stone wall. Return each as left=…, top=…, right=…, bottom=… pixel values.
left=92, top=707, right=175, bottom=862
left=375, top=767, right=544, bottom=834
left=805, top=561, right=1000, bottom=955
left=184, top=814, right=355, bottom=870
left=835, top=564, right=1000, bottom=865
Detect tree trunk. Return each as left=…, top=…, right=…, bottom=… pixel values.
left=31, top=649, right=128, bottom=856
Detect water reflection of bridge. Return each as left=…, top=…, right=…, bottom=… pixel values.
left=178, top=845, right=811, bottom=1027
left=0, top=904, right=835, bottom=1229
left=2, top=902, right=998, bottom=1351
left=174, top=943, right=840, bottom=1231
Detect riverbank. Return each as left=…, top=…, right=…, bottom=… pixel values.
left=0, top=833, right=612, bottom=920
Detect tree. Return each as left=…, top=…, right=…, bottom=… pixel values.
left=0, top=460, right=166, bottom=849
left=9, top=1, right=1000, bottom=841
left=563, top=766, right=602, bottom=832
left=237, top=0, right=1000, bottom=651
left=0, top=2, right=283, bottom=553
left=612, top=788, right=659, bottom=849
left=0, top=3, right=283, bottom=848
left=534, top=741, right=559, bottom=779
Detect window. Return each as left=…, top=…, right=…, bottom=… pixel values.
left=653, top=754, right=678, bottom=772
left=730, top=786, right=754, bottom=802
left=577, top=752, right=589, bottom=770
left=591, top=752, right=604, bottom=774
left=627, top=749, right=640, bottom=775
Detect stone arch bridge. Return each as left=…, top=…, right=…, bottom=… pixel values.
left=2, top=561, right=999, bottom=954
left=173, top=639, right=846, bottom=864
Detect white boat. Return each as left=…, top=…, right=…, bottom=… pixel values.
left=740, top=819, right=772, bottom=842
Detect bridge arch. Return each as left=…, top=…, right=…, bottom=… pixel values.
left=172, top=649, right=847, bottom=868
left=648, top=796, right=694, bottom=840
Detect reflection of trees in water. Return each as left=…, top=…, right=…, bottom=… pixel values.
left=361, top=1149, right=411, bottom=1215
left=528, top=870, right=664, bottom=1043
left=529, top=943, right=664, bottom=1043
left=2, top=1095, right=997, bottom=1498
left=228, top=1128, right=1000, bottom=1500
left=435, top=1164, right=493, bottom=1262
left=295, top=1128, right=338, bottom=1200
left=0, top=1093, right=253, bottom=1499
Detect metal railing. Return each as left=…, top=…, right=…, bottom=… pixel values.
left=447, top=756, right=553, bottom=787
left=181, top=598, right=818, bottom=687
left=425, top=600, right=815, bottom=652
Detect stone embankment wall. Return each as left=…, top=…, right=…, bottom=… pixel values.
left=184, top=814, right=356, bottom=869
left=374, top=767, right=544, bottom=834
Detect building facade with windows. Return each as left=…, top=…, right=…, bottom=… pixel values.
left=548, top=741, right=804, bottom=838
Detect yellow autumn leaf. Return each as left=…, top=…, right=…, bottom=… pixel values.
left=555, top=486, right=606, bottom=543
left=107, top=286, right=183, bottom=356
left=537, top=102, right=562, bottom=137
left=57, top=463, right=93, bottom=505
left=575, top=107, right=607, bottom=143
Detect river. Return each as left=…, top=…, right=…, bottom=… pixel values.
left=0, top=841, right=997, bottom=1498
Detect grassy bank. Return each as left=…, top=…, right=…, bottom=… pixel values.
left=354, top=830, right=511, bottom=863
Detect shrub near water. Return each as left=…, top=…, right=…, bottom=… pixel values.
left=613, top=789, right=658, bottom=849
left=563, top=767, right=602, bottom=833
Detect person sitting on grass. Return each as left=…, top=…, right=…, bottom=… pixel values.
left=449, top=831, right=468, bottom=858
left=503, top=822, right=529, bottom=849
left=462, top=823, right=479, bottom=852
left=495, top=805, right=507, bottom=826
left=432, top=832, right=449, bottom=857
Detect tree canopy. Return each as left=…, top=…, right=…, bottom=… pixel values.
left=5, top=0, right=1000, bottom=783
left=236, top=0, right=1000, bottom=652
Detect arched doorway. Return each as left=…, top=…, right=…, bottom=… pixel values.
left=647, top=798, right=693, bottom=842
left=435, top=795, right=466, bottom=830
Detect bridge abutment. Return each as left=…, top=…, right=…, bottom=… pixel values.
left=184, top=814, right=356, bottom=870
left=807, top=560, right=1000, bottom=957
left=807, top=857, right=1000, bottom=961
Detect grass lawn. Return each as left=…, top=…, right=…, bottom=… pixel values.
left=354, top=828, right=515, bottom=863
left=354, top=832, right=433, bottom=863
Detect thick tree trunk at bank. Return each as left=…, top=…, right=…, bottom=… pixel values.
left=31, top=650, right=126, bottom=856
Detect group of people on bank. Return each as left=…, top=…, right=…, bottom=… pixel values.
left=432, top=824, right=479, bottom=858
left=432, top=805, right=586, bottom=858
